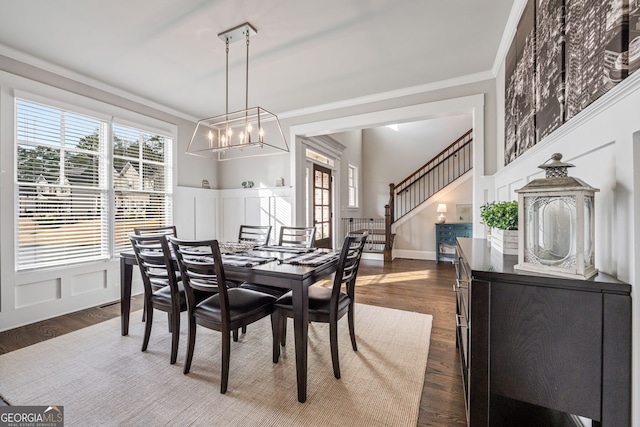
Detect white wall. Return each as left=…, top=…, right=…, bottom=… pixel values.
left=361, top=116, right=472, bottom=217
left=492, top=56, right=640, bottom=427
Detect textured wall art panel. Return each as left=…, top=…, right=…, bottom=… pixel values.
left=630, top=0, right=640, bottom=73
left=565, top=0, right=629, bottom=120
left=505, top=0, right=537, bottom=165
left=536, top=0, right=566, bottom=141
left=505, top=0, right=630, bottom=165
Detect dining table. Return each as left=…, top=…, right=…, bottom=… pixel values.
left=119, top=245, right=339, bottom=403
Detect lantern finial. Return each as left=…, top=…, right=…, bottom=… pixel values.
left=539, top=153, right=575, bottom=178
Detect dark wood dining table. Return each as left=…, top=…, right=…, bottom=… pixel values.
left=119, top=247, right=338, bottom=403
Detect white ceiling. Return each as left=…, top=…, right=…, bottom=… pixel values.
left=0, top=0, right=514, bottom=120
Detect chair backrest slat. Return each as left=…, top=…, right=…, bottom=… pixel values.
left=278, top=226, right=316, bottom=248
left=134, top=225, right=177, bottom=237
left=238, top=225, right=272, bottom=246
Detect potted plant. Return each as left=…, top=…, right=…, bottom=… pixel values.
left=480, top=201, right=518, bottom=254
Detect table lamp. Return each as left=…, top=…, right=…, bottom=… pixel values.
left=436, top=204, right=447, bottom=224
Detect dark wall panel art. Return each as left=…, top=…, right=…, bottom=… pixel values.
left=505, top=0, right=630, bottom=165
left=536, top=0, right=565, bottom=142
left=565, top=0, right=628, bottom=120
left=630, top=0, right=640, bottom=73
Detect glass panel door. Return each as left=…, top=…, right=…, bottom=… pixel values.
left=313, top=163, right=332, bottom=249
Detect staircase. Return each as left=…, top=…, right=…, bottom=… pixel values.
left=342, top=129, right=473, bottom=259
left=384, top=129, right=473, bottom=260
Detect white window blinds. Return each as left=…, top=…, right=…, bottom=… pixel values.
left=16, top=99, right=109, bottom=269
left=15, top=98, right=173, bottom=270
left=112, top=123, right=172, bottom=254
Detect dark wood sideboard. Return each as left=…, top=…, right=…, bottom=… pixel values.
left=455, top=238, right=631, bottom=427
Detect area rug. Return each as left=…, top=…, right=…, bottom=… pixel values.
left=0, top=304, right=432, bottom=426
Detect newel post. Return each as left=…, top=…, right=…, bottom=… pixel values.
left=384, top=183, right=396, bottom=262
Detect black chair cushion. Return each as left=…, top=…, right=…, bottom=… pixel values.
left=239, top=282, right=288, bottom=297
left=275, top=285, right=351, bottom=314
left=151, top=283, right=210, bottom=310
left=194, top=288, right=276, bottom=324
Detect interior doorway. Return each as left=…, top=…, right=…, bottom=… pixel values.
left=313, top=163, right=332, bottom=248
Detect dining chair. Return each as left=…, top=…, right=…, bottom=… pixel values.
left=272, top=232, right=368, bottom=379
left=169, top=237, right=278, bottom=394
left=238, top=225, right=272, bottom=246
left=129, top=233, right=187, bottom=364
left=133, top=225, right=178, bottom=323
left=278, top=226, right=316, bottom=248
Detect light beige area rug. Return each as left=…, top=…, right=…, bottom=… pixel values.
left=0, top=303, right=432, bottom=426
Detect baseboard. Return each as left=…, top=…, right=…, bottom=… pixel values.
left=392, top=249, right=435, bottom=261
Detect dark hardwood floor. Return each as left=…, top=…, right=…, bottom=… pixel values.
left=0, top=258, right=466, bottom=426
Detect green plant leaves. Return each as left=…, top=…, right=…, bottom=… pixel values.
left=479, top=201, right=518, bottom=230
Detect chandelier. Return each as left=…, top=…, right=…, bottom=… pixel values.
left=187, top=22, right=288, bottom=161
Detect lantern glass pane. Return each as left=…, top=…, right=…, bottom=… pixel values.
left=584, top=195, right=594, bottom=265
left=525, top=195, right=576, bottom=267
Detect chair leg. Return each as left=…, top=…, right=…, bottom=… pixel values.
left=142, top=304, right=146, bottom=322
left=330, top=317, right=340, bottom=379
left=280, top=316, right=287, bottom=347
left=232, top=328, right=239, bottom=342
left=141, top=300, right=153, bottom=352
left=348, top=304, right=357, bottom=351
left=183, top=317, right=197, bottom=374
left=242, top=325, right=247, bottom=334
left=271, top=312, right=281, bottom=363
left=167, top=312, right=173, bottom=333
left=170, top=309, right=180, bottom=365
left=221, top=330, right=231, bottom=394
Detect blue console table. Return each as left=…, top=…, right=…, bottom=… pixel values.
left=435, top=223, right=472, bottom=263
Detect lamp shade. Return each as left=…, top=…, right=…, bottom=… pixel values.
left=436, top=204, right=447, bottom=224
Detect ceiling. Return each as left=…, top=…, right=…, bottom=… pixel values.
left=0, top=0, right=514, bottom=120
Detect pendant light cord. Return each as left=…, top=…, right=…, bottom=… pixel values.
left=225, top=37, right=229, bottom=117
left=245, top=29, right=250, bottom=111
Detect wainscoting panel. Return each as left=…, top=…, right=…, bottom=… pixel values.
left=71, top=270, right=107, bottom=296
left=15, top=278, right=60, bottom=308
left=174, top=186, right=218, bottom=240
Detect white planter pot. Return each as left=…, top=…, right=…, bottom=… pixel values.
left=491, top=228, right=518, bottom=255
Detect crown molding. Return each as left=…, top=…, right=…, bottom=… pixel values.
left=278, top=70, right=495, bottom=120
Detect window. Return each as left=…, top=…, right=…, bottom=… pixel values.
left=15, top=98, right=172, bottom=270
left=348, top=163, right=358, bottom=208
left=112, top=123, right=172, bottom=253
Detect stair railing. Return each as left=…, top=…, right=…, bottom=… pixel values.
left=384, top=129, right=473, bottom=259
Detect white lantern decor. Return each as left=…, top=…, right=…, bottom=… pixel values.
left=515, top=153, right=599, bottom=280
